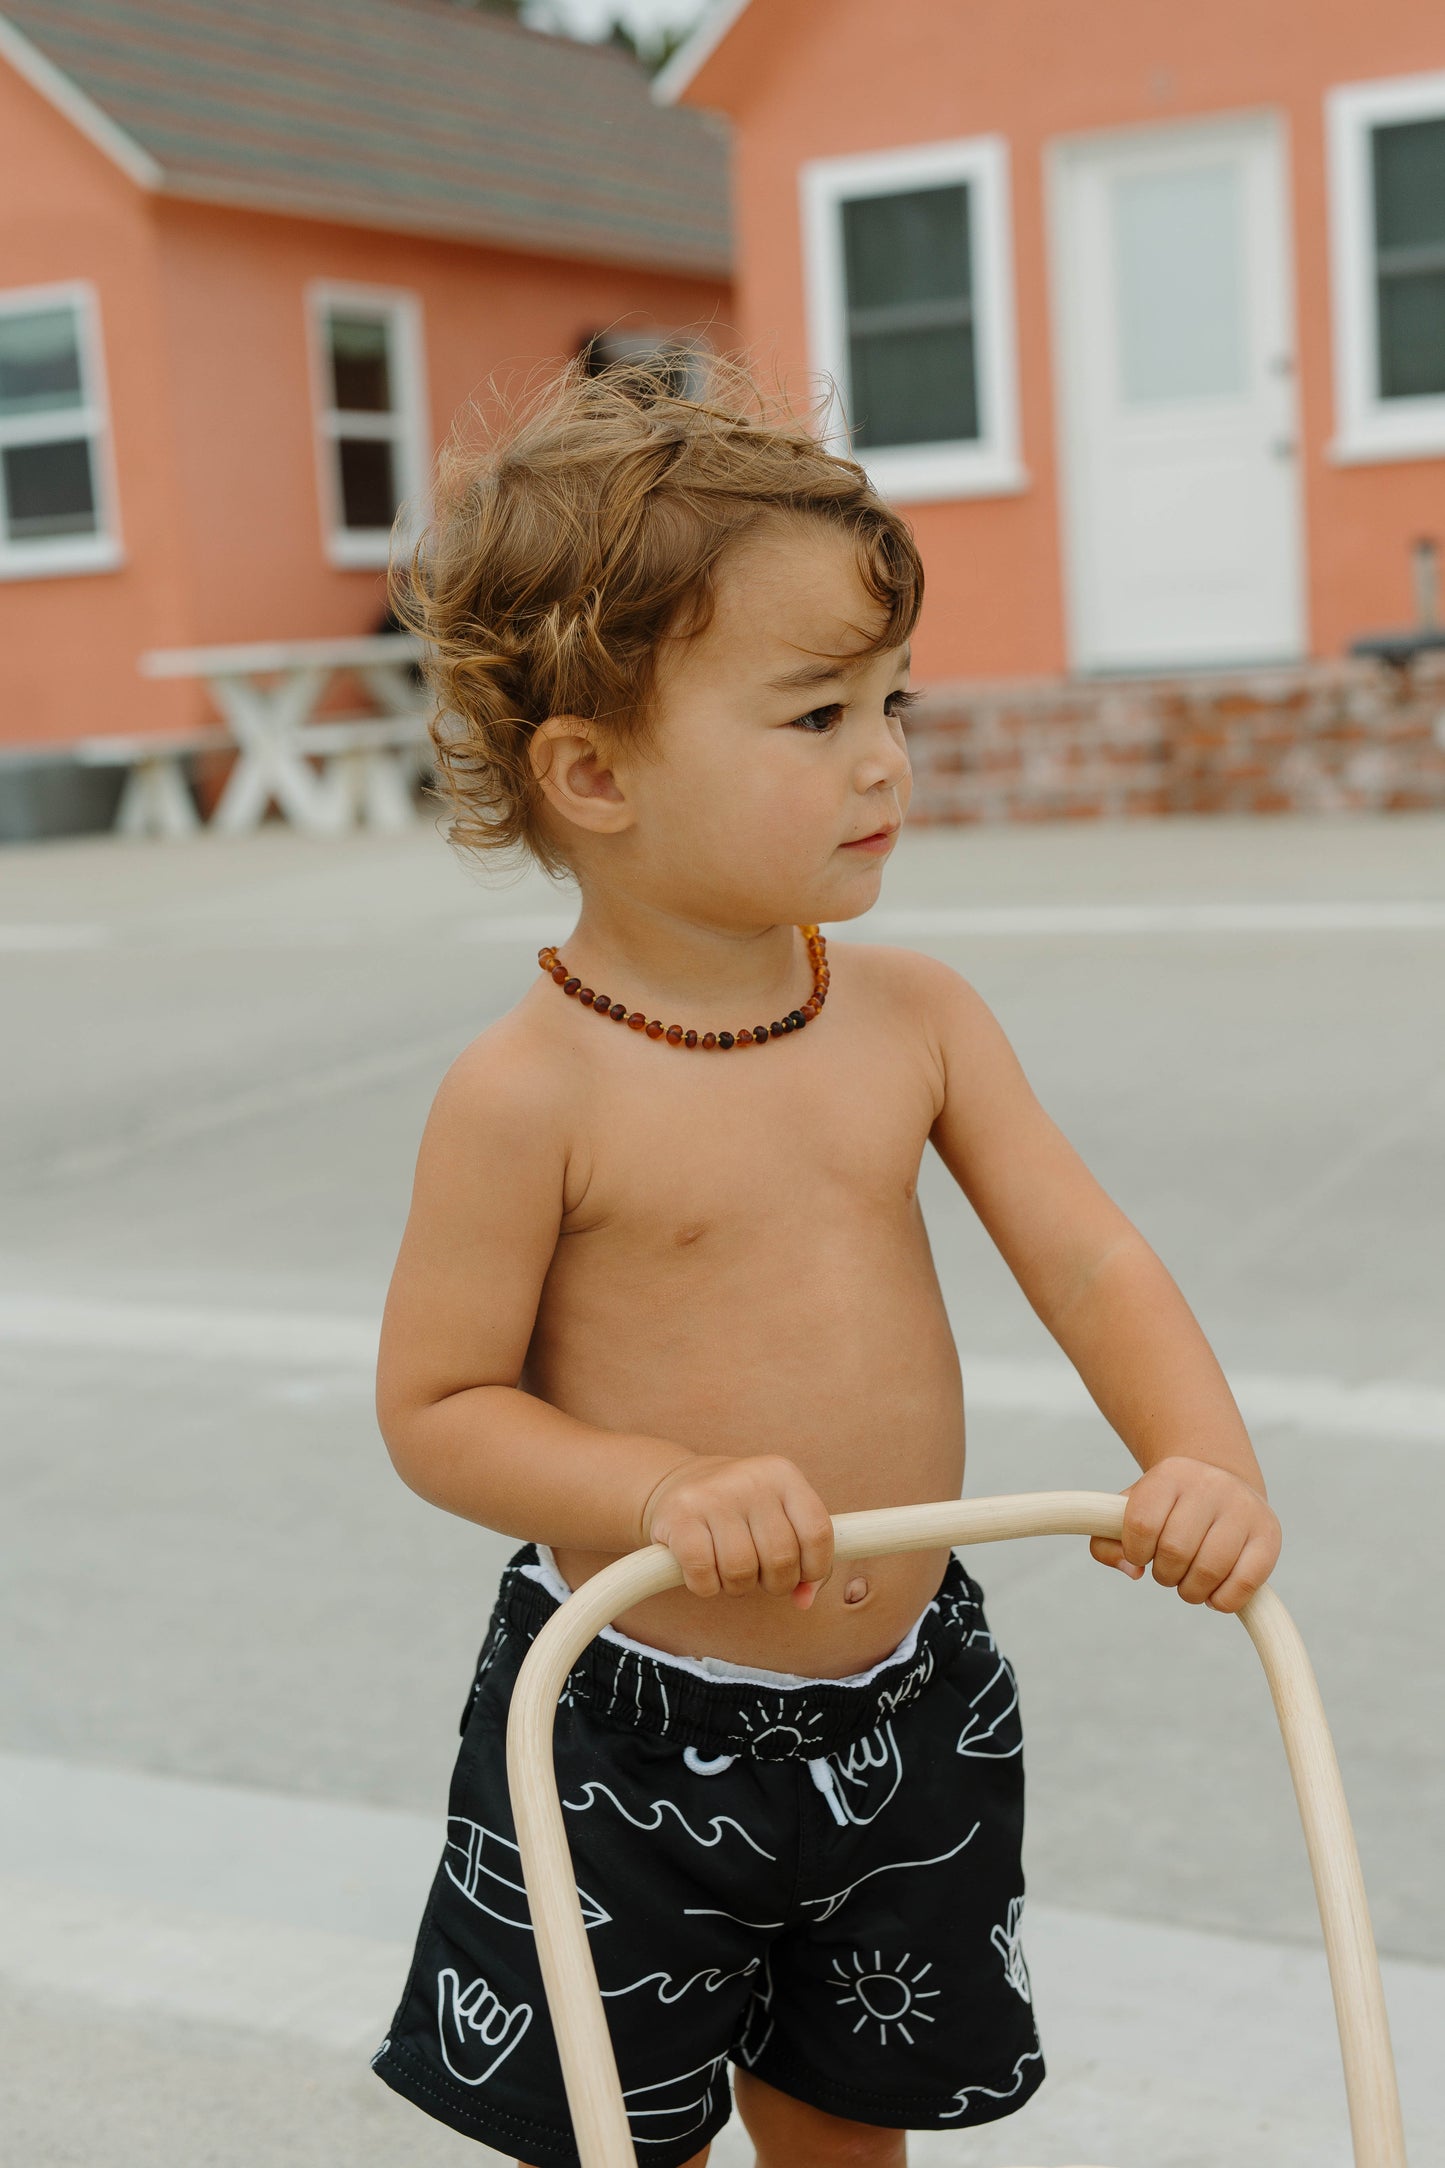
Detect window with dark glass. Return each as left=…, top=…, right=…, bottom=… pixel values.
left=840, top=184, right=978, bottom=450
left=1372, top=115, right=1445, bottom=400
left=0, top=303, right=101, bottom=548
left=322, top=309, right=403, bottom=532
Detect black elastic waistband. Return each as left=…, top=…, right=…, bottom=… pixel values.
left=478, top=1544, right=984, bottom=1761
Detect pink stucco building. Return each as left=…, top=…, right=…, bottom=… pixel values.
left=660, top=0, right=1445, bottom=689
left=0, top=0, right=731, bottom=748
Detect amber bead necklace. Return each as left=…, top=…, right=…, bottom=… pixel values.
left=537, top=925, right=829, bottom=1049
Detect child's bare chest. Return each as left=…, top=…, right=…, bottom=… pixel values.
left=554, top=996, right=937, bottom=1267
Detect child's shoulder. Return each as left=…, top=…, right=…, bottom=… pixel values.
left=837, top=936, right=980, bottom=1016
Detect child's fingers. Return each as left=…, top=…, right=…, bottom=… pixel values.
left=783, top=1484, right=834, bottom=1590
left=712, top=1513, right=763, bottom=1597
left=1205, top=1533, right=1280, bottom=1614
left=1146, top=1495, right=1215, bottom=1589
left=790, top=1579, right=821, bottom=1610
left=748, top=1498, right=805, bottom=1599
left=1118, top=1473, right=1183, bottom=1571
left=1091, top=1535, right=1144, bottom=1578
left=663, top=1517, right=722, bottom=1599
left=1176, top=1518, right=1252, bottom=1606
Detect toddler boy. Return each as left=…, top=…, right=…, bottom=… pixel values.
left=370, top=356, right=1281, bottom=2168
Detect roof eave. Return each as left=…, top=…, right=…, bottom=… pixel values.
left=155, top=170, right=732, bottom=282
left=0, top=11, right=161, bottom=187
left=651, top=0, right=754, bottom=107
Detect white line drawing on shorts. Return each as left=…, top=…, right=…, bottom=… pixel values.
left=800, top=1823, right=982, bottom=1923
left=602, top=1956, right=760, bottom=2004
left=938, top=2042, right=1044, bottom=2117
left=990, top=1893, right=1032, bottom=2002
left=622, top=2051, right=730, bottom=2145
left=436, top=1966, right=533, bottom=2087
left=829, top=1949, right=941, bottom=2046
left=734, top=1694, right=827, bottom=1756
left=733, top=1946, right=775, bottom=2068
left=445, top=1816, right=610, bottom=1931
left=824, top=1721, right=904, bottom=1825
left=684, top=1905, right=786, bottom=1930
left=955, top=1649, right=1023, bottom=1759
left=561, top=1780, right=777, bottom=1860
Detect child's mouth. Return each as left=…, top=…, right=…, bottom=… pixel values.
left=841, top=828, right=896, bottom=852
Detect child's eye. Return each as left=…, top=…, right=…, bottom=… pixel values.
left=788, top=689, right=919, bottom=734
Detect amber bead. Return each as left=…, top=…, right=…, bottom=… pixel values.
left=769, top=1021, right=785, bottom=1038
left=609, top=1003, right=626, bottom=1021
left=645, top=1019, right=664, bottom=1039
left=563, top=977, right=581, bottom=996
left=627, top=1012, right=647, bottom=1031
left=665, top=1025, right=683, bottom=1044
left=754, top=1025, right=768, bottom=1041
left=702, top=1032, right=717, bottom=1048
left=683, top=1030, right=697, bottom=1048
left=718, top=1031, right=735, bottom=1048
left=578, top=988, right=594, bottom=1005
left=551, top=964, right=568, bottom=984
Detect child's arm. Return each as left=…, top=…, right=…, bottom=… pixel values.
left=915, top=956, right=1281, bottom=1615
left=375, top=1036, right=834, bottom=1604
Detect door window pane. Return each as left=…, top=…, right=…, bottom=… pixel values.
left=1112, top=162, right=1247, bottom=404
left=1372, top=116, right=1445, bottom=400
left=2, top=438, right=97, bottom=538
left=337, top=437, right=398, bottom=530
left=328, top=313, right=394, bottom=413
left=841, top=185, right=977, bottom=448
left=0, top=307, right=84, bottom=418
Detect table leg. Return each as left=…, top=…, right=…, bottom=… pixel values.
left=208, top=668, right=337, bottom=835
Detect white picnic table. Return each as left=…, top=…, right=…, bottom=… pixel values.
left=97, top=634, right=432, bottom=838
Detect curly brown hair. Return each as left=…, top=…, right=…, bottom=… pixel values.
left=391, top=350, right=924, bottom=881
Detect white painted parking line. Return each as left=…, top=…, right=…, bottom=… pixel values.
left=0, top=923, right=113, bottom=950
left=0, top=1294, right=378, bottom=1366
left=7, top=902, right=1445, bottom=956
left=0, top=1295, right=1440, bottom=1441
left=461, top=902, right=1445, bottom=941
left=855, top=901, right=1445, bottom=935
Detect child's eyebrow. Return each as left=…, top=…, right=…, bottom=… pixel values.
left=768, top=644, right=910, bottom=692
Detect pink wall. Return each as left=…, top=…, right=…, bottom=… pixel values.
left=153, top=200, right=731, bottom=651
left=686, top=0, right=1445, bottom=684
left=0, top=53, right=730, bottom=745
left=0, top=64, right=193, bottom=741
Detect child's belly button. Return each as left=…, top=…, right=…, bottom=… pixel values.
left=842, top=1576, right=870, bottom=1605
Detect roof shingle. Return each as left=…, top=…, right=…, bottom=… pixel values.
left=1, top=0, right=731, bottom=274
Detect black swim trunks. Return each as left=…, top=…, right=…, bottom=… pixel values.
left=372, top=1544, right=1044, bottom=2167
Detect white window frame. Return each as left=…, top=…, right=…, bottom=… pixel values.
left=307, top=282, right=431, bottom=570
left=800, top=135, right=1026, bottom=504
left=0, top=279, right=121, bottom=582
left=1326, top=69, right=1445, bottom=465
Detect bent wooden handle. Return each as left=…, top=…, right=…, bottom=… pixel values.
left=506, top=1492, right=1408, bottom=2168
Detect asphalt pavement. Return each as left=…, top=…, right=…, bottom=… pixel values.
left=1, top=811, right=1442, bottom=2167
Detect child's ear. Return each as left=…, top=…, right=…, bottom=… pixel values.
left=529, top=717, right=633, bottom=833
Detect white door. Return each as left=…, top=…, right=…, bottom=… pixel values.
left=1052, top=114, right=1305, bottom=672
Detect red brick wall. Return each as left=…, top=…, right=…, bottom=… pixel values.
left=904, top=656, right=1445, bottom=822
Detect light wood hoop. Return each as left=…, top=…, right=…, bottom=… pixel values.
left=506, top=1491, right=1407, bottom=2167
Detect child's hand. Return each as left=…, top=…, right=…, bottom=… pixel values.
left=1089, top=1456, right=1282, bottom=1614
left=641, top=1454, right=834, bottom=1607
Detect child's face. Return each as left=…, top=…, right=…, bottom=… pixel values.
left=550, top=515, right=914, bottom=928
